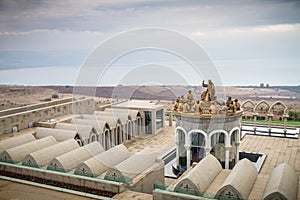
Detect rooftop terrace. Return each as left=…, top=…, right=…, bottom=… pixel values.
left=1, top=122, right=299, bottom=199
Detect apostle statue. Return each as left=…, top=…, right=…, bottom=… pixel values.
left=186, top=90, right=195, bottom=109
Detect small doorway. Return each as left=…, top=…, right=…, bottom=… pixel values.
left=144, top=111, right=152, bottom=134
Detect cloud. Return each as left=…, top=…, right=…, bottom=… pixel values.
left=253, top=23, right=300, bottom=32
left=191, top=23, right=300, bottom=37
left=1, top=0, right=300, bottom=32
left=0, top=0, right=299, bottom=86
left=0, top=29, right=107, bottom=51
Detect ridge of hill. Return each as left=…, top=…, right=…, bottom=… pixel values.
left=1, top=85, right=299, bottom=111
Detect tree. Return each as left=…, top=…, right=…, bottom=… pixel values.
left=52, top=94, right=59, bottom=98
left=288, top=110, right=300, bottom=121
left=260, top=83, right=264, bottom=88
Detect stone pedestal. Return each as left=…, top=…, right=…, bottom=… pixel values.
left=283, top=114, right=289, bottom=135
left=267, top=113, right=273, bottom=135
left=184, top=145, right=191, bottom=168
left=174, top=111, right=242, bottom=171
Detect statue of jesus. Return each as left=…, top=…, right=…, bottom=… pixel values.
left=201, top=80, right=216, bottom=101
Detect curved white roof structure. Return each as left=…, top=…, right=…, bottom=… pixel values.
left=75, top=144, right=132, bottom=177
left=71, top=118, right=108, bottom=133
left=263, top=163, right=299, bottom=200
left=22, top=139, right=79, bottom=168
left=0, top=134, right=36, bottom=154
left=47, top=141, right=104, bottom=172
left=54, top=123, right=97, bottom=144
left=55, top=122, right=95, bottom=135
left=94, top=111, right=129, bottom=123
left=104, top=152, right=160, bottom=184
left=35, top=127, right=78, bottom=142
left=81, top=115, right=123, bottom=128
left=216, top=158, right=258, bottom=199
left=0, top=136, right=57, bottom=163
left=102, top=108, right=141, bottom=120
left=173, top=155, right=222, bottom=196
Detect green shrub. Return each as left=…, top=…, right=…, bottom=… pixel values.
left=52, top=94, right=59, bottom=98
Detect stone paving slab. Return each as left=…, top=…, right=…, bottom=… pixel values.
left=124, top=125, right=175, bottom=156
left=0, top=179, right=94, bottom=200
left=205, top=169, right=230, bottom=196
left=240, top=134, right=300, bottom=176
left=113, top=190, right=152, bottom=200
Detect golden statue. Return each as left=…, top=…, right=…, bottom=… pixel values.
left=201, top=80, right=216, bottom=101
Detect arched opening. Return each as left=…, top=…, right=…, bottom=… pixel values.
left=191, top=132, right=206, bottom=163
left=128, top=120, right=132, bottom=140
left=116, top=125, right=122, bottom=145
left=90, top=134, right=97, bottom=142
left=254, top=101, right=270, bottom=121
left=104, top=129, right=110, bottom=150
left=74, top=134, right=83, bottom=146
left=177, top=129, right=186, bottom=170
left=75, top=135, right=83, bottom=146
left=136, top=115, right=142, bottom=136
left=241, top=100, right=256, bottom=120
left=269, top=101, right=288, bottom=120
left=210, top=132, right=227, bottom=168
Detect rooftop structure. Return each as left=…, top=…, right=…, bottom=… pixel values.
left=75, top=144, right=132, bottom=177
left=113, top=100, right=165, bottom=135
left=216, top=158, right=258, bottom=199
left=0, top=134, right=36, bottom=153
left=173, top=155, right=222, bottom=196
left=173, top=80, right=243, bottom=174
left=0, top=98, right=94, bottom=135
left=47, top=141, right=104, bottom=172
left=0, top=136, right=57, bottom=163
left=22, top=138, right=79, bottom=168
left=263, top=163, right=298, bottom=200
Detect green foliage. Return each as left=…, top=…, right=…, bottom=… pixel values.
left=278, top=109, right=284, bottom=115
left=51, top=94, right=59, bottom=98
left=288, top=110, right=300, bottom=121
left=243, top=119, right=300, bottom=126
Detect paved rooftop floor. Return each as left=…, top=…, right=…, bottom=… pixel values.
left=0, top=179, right=93, bottom=200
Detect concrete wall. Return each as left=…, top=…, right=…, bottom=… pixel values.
left=0, top=98, right=73, bottom=117
left=0, top=162, right=126, bottom=197
left=0, top=98, right=94, bottom=135
left=153, top=189, right=208, bottom=200
left=129, top=160, right=165, bottom=194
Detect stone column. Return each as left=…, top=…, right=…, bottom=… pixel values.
left=225, top=146, right=231, bottom=169
left=253, top=113, right=258, bottom=134
left=109, top=130, right=113, bottom=149
left=267, top=113, right=273, bottom=135
left=169, top=112, right=173, bottom=127
left=122, top=125, right=126, bottom=142
left=204, top=147, right=212, bottom=156
left=176, top=141, right=180, bottom=167
left=235, top=142, right=240, bottom=165
left=184, top=144, right=191, bottom=168
left=102, top=132, right=106, bottom=150
left=283, top=114, right=289, bottom=135
left=152, top=111, right=156, bottom=134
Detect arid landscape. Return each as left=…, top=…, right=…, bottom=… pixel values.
left=1, top=85, right=299, bottom=111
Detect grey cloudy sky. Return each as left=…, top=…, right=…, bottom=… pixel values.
left=0, top=0, right=299, bottom=86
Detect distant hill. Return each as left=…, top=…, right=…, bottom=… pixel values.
left=43, top=85, right=300, bottom=101
left=1, top=85, right=299, bottom=111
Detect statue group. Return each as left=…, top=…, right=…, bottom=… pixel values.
left=173, top=80, right=241, bottom=115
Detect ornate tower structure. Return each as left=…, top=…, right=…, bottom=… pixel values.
left=173, top=80, right=243, bottom=175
